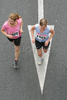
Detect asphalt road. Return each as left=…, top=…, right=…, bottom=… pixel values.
left=0, top=0, right=67, bottom=100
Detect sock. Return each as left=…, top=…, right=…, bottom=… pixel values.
left=15, top=60, right=18, bottom=62
left=41, top=56, right=43, bottom=59
left=39, top=56, right=43, bottom=59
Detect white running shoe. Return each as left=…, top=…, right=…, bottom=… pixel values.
left=38, top=57, right=43, bottom=65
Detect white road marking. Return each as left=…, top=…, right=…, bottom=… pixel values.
left=38, top=0, right=44, bottom=22
left=28, top=0, right=54, bottom=94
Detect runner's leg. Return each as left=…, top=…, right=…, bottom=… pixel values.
left=43, top=48, right=48, bottom=53
left=14, top=45, right=20, bottom=61
left=37, top=48, right=43, bottom=65
left=37, top=48, right=42, bottom=57
left=13, top=45, right=20, bottom=68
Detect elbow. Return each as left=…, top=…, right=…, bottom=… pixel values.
left=54, top=30, right=55, bottom=35
left=53, top=30, right=55, bottom=35
left=1, top=28, right=4, bottom=33
left=31, top=26, right=35, bottom=32
left=1, top=29, right=2, bottom=33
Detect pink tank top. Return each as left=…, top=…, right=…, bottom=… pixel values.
left=2, top=18, right=22, bottom=39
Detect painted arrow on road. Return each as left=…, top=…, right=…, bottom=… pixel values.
left=28, top=0, right=54, bottom=94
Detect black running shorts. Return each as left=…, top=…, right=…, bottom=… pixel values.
left=7, top=36, right=21, bottom=46
left=35, top=39, right=50, bottom=50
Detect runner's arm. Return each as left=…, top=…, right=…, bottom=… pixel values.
left=48, top=28, right=55, bottom=42
left=44, top=28, right=55, bottom=46
left=1, top=28, right=13, bottom=39
left=20, top=18, right=23, bottom=33
left=31, top=25, right=35, bottom=39
left=1, top=28, right=8, bottom=37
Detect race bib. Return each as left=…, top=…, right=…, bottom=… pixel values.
left=36, top=33, right=47, bottom=40
left=11, top=31, right=19, bottom=37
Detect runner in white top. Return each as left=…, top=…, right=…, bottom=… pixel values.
left=31, top=18, right=55, bottom=65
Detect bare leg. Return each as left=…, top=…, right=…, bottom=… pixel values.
left=37, top=48, right=43, bottom=65
left=14, top=45, right=20, bottom=60
left=43, top=48, right=48, bottom=53
left=37, top=48, right=42, bottom=57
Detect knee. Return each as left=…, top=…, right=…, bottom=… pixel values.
left=15, top=48, right=20, bottom=52
left=44, top=51, right=47, bottom=53
left=43, top=49, right=48, bottom=53
left=38, top=52, right=42, bottom=56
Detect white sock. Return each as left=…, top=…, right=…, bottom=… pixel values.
left=41, top=56, right=44, bottom=60
left=39, top=56, right=43, bottom=59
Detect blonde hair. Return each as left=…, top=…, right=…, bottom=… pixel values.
left=9, top=13, right=21, bottom=21
left=40, top=18, right=48, bottom=26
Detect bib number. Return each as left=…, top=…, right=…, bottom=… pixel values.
left=11, top=31, right=19, bottom=37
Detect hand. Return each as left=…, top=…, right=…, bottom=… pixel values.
left=44, top=40, right=49, bottom=46
left=31, top=38, right=35, bottom=43
left=7, top=34, right=14, bottom=39
left=20, top=29, right=23, bottom=34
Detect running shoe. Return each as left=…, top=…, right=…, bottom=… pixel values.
left=14, top=61, right=18, bottom=68
left=38, top=57, right=43, bottom=65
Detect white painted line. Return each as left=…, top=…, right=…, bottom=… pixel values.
left=38, top=0, right=44, bottom=22
left=28, top=0, right=55, bottom=94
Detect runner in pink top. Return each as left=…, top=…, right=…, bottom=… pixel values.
left=1, top=13, right=23, bottom=68
left=2, top=18, right=22, bottom=39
